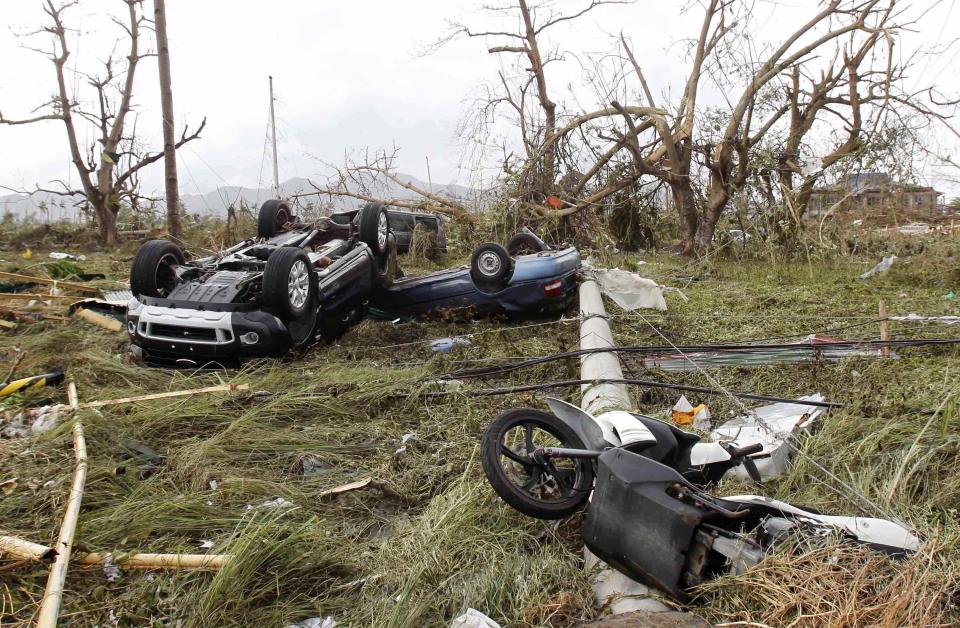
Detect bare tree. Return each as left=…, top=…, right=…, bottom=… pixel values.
left=0, top=0, right=205, bottom=244
left=154, top=0, right=182, bottom=239
left=306, top=149, right=476, bottom=222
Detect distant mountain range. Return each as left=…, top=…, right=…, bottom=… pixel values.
left=0, top=173, right=479, bottom=222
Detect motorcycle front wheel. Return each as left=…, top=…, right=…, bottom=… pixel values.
left=480, top=407, right=595, bottom=519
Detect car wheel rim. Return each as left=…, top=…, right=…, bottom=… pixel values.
left=478, top=251, right=501, bottom=276
left=287, top=260, right=310, bottom=310
left=377, top=212, right=388, bottom=249
left=156, top=253, right=178, bottom=297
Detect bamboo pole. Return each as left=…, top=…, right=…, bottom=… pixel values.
left=0, top=536, right=230, bottom=570
left=77, top=552, right=229, bottom=570
left=36, top=422, right=88, bottom=628
left=77, top=383, right=249, bottom=409
left=0, top=534, right=56, bottom=561
left=0, top=271, right=100, bottom=295
left=0, top=293, right=79, bottom=301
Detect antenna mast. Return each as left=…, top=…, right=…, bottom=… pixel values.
left=269, top=76, right=280, bottom=198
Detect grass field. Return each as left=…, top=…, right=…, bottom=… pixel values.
left=1, top=225, right=958, bottom=626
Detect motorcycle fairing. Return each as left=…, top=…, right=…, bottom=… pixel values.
left=723, top=495, right=922, bottom=553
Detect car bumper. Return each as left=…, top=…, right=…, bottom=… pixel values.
left=126, top=299, right=293, bottom=365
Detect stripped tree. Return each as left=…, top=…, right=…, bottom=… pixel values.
left=0, top=0, right=205, bottom=244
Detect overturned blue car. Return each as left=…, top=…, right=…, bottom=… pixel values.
left=371, top=232, right=581, bottom=318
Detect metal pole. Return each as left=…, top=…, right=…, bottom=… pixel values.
left=155, top=0, right=181, bottom=239
left=269, top=76, right=280, bottom=198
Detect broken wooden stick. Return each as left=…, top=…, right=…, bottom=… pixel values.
left=0, top=536, right=229, bottom=570
left=72, top=307, right=123, bottom=332
left=0, top=271, right=100, bottom=295
left=77, top=383, right=249, bottom=409
left=77, top=552, right=229, bottom=570
left=319, top=477, right=417, bottom=504
left=36, top=422, right=88, bottom=628
left=0, top=534, right=57, bottom=561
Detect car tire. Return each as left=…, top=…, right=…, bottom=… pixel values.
left=258, top=199, right=294, bottom=239
left=480, top=408, right=594, bottom=520
left=130, top=239, right=185, bottom=298
left=262, top=247, right=317, bottom=321
left=359, top=202, right=390, bottom=256
left=470, top=243, right=513, bottom=291
left=374, top=232, right=398, bottom=290
left=506, top=232, right=547, bottom=256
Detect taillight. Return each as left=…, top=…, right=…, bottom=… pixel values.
left=542, top=279, right=563, bottom=297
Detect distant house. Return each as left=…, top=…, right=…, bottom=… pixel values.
left=807, top=173, right=943, bottom=217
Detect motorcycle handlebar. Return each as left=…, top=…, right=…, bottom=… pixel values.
left=725, top=442, right=764, bottom=459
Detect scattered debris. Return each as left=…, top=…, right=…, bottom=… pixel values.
left=890, top=314, right=960, bottom=325
left=0, top=477, right=18, bottom=496
left=671, top=395, right=694, bottom=425
left=450, top=608, right=501, bottom=628
left=394, top=432, right=417, bottom=455
left=711, top=393, right=828, bottom=480
left=300, top=454, right=331, bottom=477
left=431, top=336, right=472, bottom=353
left=198, top=540, right=215, bottom=550
left=639, top=334, right=888, bottom=372
left=48, top=252, right=86, bottom=261
left=595, top=269, right=667, bottom=311
left=246, top=497, right=295, bottom=511
left=728, top=229, right=752, bottom=243
left=318, top=477, right=416, bottom=504
left=1, top=405, right=63, bottom=438
left=102, top=553, right=122, bottom=582
left=861, top=255, right=896, bottom=279
left=898, top=223, right=931, bottom=235
left=288, top=617, right=336, bottom=628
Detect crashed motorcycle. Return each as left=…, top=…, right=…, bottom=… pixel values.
left=480, top=398, right=921, bottom=601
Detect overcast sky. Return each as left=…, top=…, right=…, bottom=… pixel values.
left=1, top=0, right=958, bottom=200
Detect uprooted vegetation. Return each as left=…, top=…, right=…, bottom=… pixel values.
left=1, top=220, right=959, bottom=626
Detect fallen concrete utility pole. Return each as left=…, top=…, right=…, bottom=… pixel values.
left=578, top=277, right=671, bottom=614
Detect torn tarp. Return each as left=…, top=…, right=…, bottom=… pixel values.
left=711, top=393, right=827, bottom=480
left=595, top=269, right=667, bottom=311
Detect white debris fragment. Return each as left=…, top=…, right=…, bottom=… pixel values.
left=1, top=405, right=63, bottom=438
left=102, top=553, right=122, bottom=582
left=209, top=480, right=219, bottom=490
left=595, top=269, right=667, bottom=311
left=450, top=608, right=502, bottom=628
left=246, top=497, right=294, bottom=511
left=287, top=617, right=336, bottom=628
left=198, top=540, right=214, bottom=549
left=711, top=393, right=827, bottom=480
left=861, top=255, right=896, bottom=279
